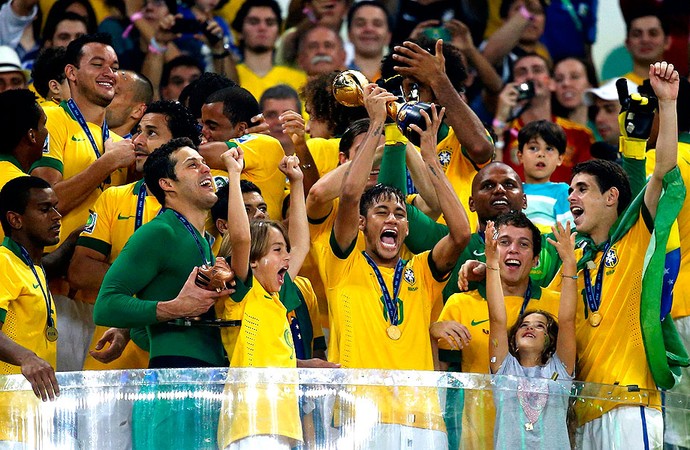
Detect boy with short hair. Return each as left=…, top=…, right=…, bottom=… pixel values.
left=517, top=119, right=573, bottom=233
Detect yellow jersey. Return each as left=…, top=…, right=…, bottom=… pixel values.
left=322, top=236, right=446, bottom=430
left=0, top=238, right=57, bottom=442
left=0, top=155, right=29, bottom=242
left=32, top=102, right=126, bottom=251
left=435, top=127, right=491, bottom=233
left=213, top=133, right=286, bottom=222
left=573, top=213, right=661, bottom=425
left=217, top=274, right=302, bottom=447
left=77, top=179, right=160, bottom=370
left=236, top=63, right=307, bottom=102
left=306, top=137, right=341, bottom=177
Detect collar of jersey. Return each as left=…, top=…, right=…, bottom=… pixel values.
left=0, top=154, right=24, bottom=172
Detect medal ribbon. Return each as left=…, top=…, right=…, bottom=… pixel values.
left=18, top=244, right=54, bottom=329
left=362, top=252, right=404, bottom=326
left=518, top=281, right=533, bottom=316
left=172, top=210, right=212, bottom=266
left=66, top=99, right=109, bottom=160
left=582, top=241, right=610, bottom=315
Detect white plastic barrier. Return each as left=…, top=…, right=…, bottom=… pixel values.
left=0, top=369, right=687, bottom=449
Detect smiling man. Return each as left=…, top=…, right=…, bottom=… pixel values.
left=29, top=33, right=136, bottom=372
left=346, top=0, right=391, bottom=82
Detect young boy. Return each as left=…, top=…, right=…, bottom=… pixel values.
left=517, top=120, right=574, bottom=233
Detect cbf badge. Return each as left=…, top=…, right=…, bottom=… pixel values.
left=84, top=211, right=97, bottom=234
left=437, top=149, right=452, bottom=168
left=604, top=247, right=618, bottom=268
left=403, top=267, right=416, bottom=286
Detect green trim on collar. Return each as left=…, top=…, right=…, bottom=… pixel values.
left=2, top=236, right=25, bottom=262
left=0, top=154, right=24, bottom=172
left=59, top=100, right=76, bottom=120
left=133, top=178, right=146, bottom=195
left=679, top=132, right=690, bottom=145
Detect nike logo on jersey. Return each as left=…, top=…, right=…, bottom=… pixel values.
left=470, top=319, right=489, bottom=326
left=32, top=283, right=40, bottom=289
left=472, top=250, right=485, bottom=257
left=71, top=136, right=85, bottom=142
left=117, top=213, right=134, bottom=220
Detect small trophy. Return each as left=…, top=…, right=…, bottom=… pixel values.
left=195, top=258, right=235, bottom=292
left=332, top=70, right=438, bottom=146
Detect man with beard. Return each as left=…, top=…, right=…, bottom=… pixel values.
left=30, top=33, right=135, bottom=371
left=232, top=0, right=307, bottom=101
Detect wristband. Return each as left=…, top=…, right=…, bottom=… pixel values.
left=492, top=118, right=506, bottom=130
left=561, top=274, right=578, bottom=279
left=384, top=122, right=408, bottom=145
left=148, top=37, right=168, bottom=54
left=519, top=5, right=535, bottom=21
left=212, top=50, right=230, bottom=59
left=486, top=264, right=500, bottom=271
left=619, top=136, right=646, bottom=160
left=122, top=11, right=144, bottom=38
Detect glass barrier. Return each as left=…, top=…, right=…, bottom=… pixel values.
left=0, top=368, right=688, bottom=449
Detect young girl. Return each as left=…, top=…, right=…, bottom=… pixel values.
left=485, top=217, right=577, bottom=448
left=216, top=147, right=309, bottom=450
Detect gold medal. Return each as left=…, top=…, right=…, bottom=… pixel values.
left=589, top=312, right=602, bottom=327
left=386, top=325, right=401, bottom=340
left=45, top=326, right=58, bottom=342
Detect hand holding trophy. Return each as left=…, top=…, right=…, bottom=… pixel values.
left=332, top=70, right=438, bottom=146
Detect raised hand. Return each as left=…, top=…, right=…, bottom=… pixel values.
left=279, top=155, right=304, bottom=183
left=409, top=104, right=445, bottom=158
left=220, top=146, right=244, bottom=174
left=546, top=220, right=576, bottom=266
left=649, top=61, right=680, bottom=102
left=362, top=83, right=397, bottom=123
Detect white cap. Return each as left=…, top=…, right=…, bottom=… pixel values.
left=0, top=46, right=30, bottom=81
left=584, top=78, right=638, bottom=106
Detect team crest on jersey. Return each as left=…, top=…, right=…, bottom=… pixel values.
left=604, top=247, right=618, bottom=268
left=84, top=211, right=97, bottom=234
left=437, top=149, right=452, bottom=168
left=404, top=267, right=416, bottom=286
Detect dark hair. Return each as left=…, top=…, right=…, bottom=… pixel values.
left=494, top=210, right=542, bottom=256
left=160, top=55, right=203, bottom=89
left=232, top=0, right=283, bottom=33
left=42, top=11, right=89, bottom=44
left=552, top=57, right=599, bottom=118
left=572, top=159, right=632, bottom=215
left=508, top=309, right=559, bottom=365
left=339, top=118, right=370, bottom=159
left=0, top=90, right=41, bottom=155
left=625, top=11, right=669, bottom=37
left=143, top=137, right=196, bottom=206
left=211, top=179, right=263, bottom=222
left=179, top=73, right=237, bottom=119
left=250, top=219, right=290, bottom=263
left=31, top=47, right=67, bottom=99
left=0, top=176, right=52, bottom=235
left=43, top=0, right=97, bottom=40
left=179, top=0, right=229, bottom=12
left=259, top=84, right=301, bottom=112
left=380, top=36, right=467, bottom=94
left=499, top=0, right=547, bottom=19
left=205, top=86, right=260, bottom=126
left=512, top=52, right=553, bottom=79
left=129, top=71, right=154, bottom=105
left=359, top=183, right=405, bottom=216
left=346, top=0, right=391, bottom=32
left=517, top=120, right=567, bottom=155
left=65, top=33, right=113, bottom=68
left=301, top=71, right=368, bottom=137
left=144, top=100, right=202, bottom=146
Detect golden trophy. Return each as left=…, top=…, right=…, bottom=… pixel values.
left=332, top=70, right=438, bottom=146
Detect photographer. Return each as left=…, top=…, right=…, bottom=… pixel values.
left=492, top=53, right=594, bottom=183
